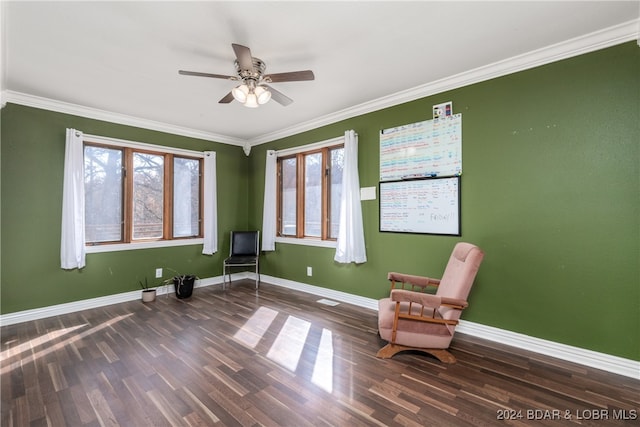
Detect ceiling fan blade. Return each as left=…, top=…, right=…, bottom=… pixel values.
left=232, top=43, right=254, bottom=72
left=264, top=70, right=315, bottom=83
left=218, top=92, right=235, bottom=104
left=264, top=85, right=293, bottom=106
left=179, top=70, right=234, bottom=80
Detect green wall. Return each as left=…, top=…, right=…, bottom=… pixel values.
left=1, top=104, right=249, bottom=313
left=248, top=42, right=639, bottom=361
left=1, top=42, right=638, bottom=361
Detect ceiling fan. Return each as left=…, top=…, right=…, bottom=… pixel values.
left=179, top=43, right=315, bottom=108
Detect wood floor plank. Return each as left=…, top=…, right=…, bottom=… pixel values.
left=86, top=387, right=120, bottom=427
left=179, top=385, right=222, bottom=425
left=42, top=396, right=67, bottom=427
left=2, top=279, right=639, bottom=426
left=120, top=377, right=172, bottom=427
left=56, top=387, right=84, bottom=426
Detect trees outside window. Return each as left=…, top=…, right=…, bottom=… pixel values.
left=84, top=143, right=202, bottom=245
left=277, top=144, right=344, bottom=241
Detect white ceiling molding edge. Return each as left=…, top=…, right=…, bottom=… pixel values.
left=1, top=19, right=637, bottom=149
left=0, top=1, right=7, bottom=105
left=0, top=90, right=246, bottom=147
left=248, top=19, right=639, bottom=147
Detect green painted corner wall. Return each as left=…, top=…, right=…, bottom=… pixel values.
left=247, top=42, right=640, bottom=361
left=1, top=42, right=638, bottom=361
left=1, top=104, right=249, bottom=313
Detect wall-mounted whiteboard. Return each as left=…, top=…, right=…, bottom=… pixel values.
left=380, top=114, right=462, bottom=181
left=379, top=177, right=460, bottom=235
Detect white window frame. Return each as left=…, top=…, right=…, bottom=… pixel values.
left=83, top=134, right=204, bottom=254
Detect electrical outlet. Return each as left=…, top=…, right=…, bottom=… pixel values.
left=155, top=268, right=162, bottom=278
left=307, top=266, right=313, bottom=276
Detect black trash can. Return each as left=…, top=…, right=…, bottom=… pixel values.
left=173, top=275, right=196, bottom=299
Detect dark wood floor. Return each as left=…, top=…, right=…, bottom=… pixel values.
left=2, top=280, right=639, bottom=426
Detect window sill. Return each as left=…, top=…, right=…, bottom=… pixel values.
left=86, top=238, right=204, bottom=253
left=275, top=237, right=337, bottom=249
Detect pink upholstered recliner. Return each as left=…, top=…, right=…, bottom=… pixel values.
left=377, top=242, right=484, bottom=363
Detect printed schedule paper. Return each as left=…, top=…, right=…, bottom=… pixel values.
left=380, top=114, right=462, bottom=181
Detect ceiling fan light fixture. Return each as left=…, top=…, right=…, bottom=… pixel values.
left=232, top=84, right=249, bottom=103
left=244, top=93, right=259, bottom=108
left=180, top=43, right=315, bottom=107
left=255, top=86, right=271, bottom=105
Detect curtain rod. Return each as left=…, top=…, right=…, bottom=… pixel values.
left=274, top=133, right=353, bottom=156
left=83, top=133, right=205, bottom=158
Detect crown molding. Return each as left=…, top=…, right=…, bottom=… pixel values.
left=1, top=90, right=246, bottom=147
left=0, top=1, right=7, bottom=106
left=248, top=18, right=640, bottom=146
left=2, top=19, right=637, bottom=148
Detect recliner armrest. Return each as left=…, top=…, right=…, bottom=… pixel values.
left=391, top=289, right=441, bottom=308
left=387, top=272, right=441, bottom=289
left=390, top=289, right=468, bottom=310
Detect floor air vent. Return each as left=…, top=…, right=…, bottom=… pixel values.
left=317, top=298, right=340, bottom=306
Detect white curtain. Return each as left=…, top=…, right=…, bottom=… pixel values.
left=261, top=150, right=277, bottom=251
left=335, top=130, right=367, bottom=264
left=61, top=128, right=86, bottom=269
left=202, top=151, right=218, bottom=255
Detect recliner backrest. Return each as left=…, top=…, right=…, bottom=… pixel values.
left=436, top=242, right=484, bottom=302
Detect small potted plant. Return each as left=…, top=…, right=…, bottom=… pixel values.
left=139, top=278, right=157, bottom=303
left=164, top=269, right=197, bottom=299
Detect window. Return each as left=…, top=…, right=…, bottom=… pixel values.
left=84, top=141, right=203, bottom=246
left=173, top=157, right=201, bottom=238
left=84, top=145, right=123, bottom=243
left=132, top=151, right=164, bottom=239
left=277, top=142, right=344, bottom=241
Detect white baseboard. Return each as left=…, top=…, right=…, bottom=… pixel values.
left=262, top=274, right=379, bottom=311
left=454, top=321, right=640, bottom=381
left=261, top=274, right=640, bottom=380
left=1, top=273, right=638, bottom=380
left=0, top=275, right=226, bottom=327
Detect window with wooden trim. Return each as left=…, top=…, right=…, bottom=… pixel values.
left=84, top=143, right=203, bottom=245
left=277, top=144, right=344, bottom=241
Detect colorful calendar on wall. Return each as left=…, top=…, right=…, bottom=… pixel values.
left=379, top=114, right=462, bottom=181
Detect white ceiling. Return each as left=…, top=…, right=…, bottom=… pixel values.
left=2, top=1, right=639, bottom=147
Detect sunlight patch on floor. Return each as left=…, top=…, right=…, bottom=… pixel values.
left=311, top=328, right=334, bottom=393
left=235, top=305, right=337, bottom=394
left=233, top=306, right=278, bottom=348
left=267, top=315, right=311, bottom=372
left=0, top=314, right=133, bottom=375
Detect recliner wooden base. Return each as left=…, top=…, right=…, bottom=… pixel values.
left=376, top=343, right=457, bottom=364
